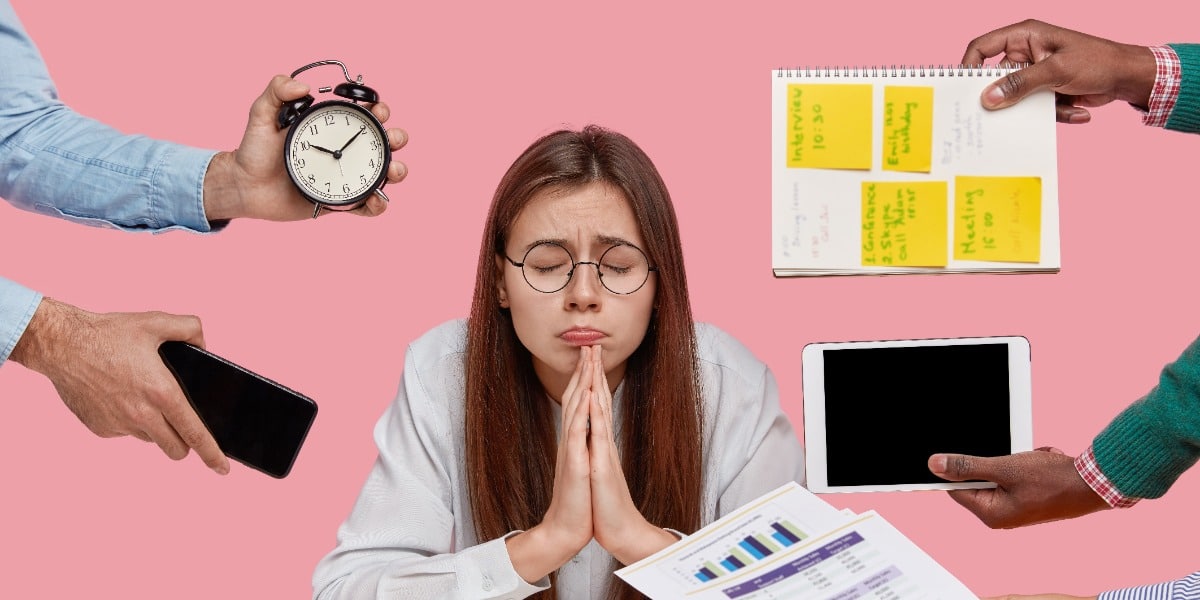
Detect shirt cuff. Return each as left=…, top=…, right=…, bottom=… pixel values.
left=1143, top=45, right=1181, bottom=128
left=0, top=277, right=42, bottom=365
left=151, top=145, right=222, bottom=233
left=453, top=531, right=549, bottom=599
left=1075, top=446, right=1140, bottom=509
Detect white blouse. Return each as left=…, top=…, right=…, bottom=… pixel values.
left=313, top=319, right=805, bottom=599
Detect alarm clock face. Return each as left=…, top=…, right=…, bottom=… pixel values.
left=285, top=101, right=390, bottom=207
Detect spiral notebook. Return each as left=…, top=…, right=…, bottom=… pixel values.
left=771, top=65, right=1060, bottom=276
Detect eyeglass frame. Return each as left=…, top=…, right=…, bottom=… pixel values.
left=502, top=241, right=659, bottom=295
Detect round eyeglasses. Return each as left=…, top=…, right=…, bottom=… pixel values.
left=504, top=242, right=658, bottom=295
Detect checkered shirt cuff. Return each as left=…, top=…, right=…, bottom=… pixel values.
left=1144, top=45, right=1181, bottom=127
left=1076, top=446, right=1140, bottom=508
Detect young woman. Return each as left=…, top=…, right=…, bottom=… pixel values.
left=313, top=126, right=804, bottom=599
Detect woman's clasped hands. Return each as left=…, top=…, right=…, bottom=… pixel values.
left=506, top=345, right=678, bottom=583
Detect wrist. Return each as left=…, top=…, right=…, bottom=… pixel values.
left=1116, top=43, right=1157, bottom=109
left=9, top=298, right=74, bottom=375
left=506, top=524, right=581, bottom=583
left=606, top=518, right=677, bottom=566
left=201, top=151, right=244, bottom=223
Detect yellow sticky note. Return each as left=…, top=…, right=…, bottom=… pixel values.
left=882, top=86, right=933, bottom=172
left=786, top=84, right=872, bottom=170
left=861, top=181, right=948, bottom=267
left=953, top=176, right=1042, bottom=262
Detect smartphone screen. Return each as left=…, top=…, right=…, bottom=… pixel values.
left=158, top=341, right=318, bottom=478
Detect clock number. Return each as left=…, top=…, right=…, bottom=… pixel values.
left=324, top=114, right=336, bottom=126
left=309, top=124, right=319, bottom=136
left=300, top=141, right=311, bottom=152
left=345, top=115, right=352, bottom=126
left=369, top=159, right=376, bottom=169
left=343, top=184, right=352, bottom=194
left=293, top=157, right=306, bottom=169
left=307, top=174, right=316, bottom=184
left=360, top=175, right=368, bottom=186
left=370, top=140, right=380, bottom=150
left=325, top=182, right=331, bottom=193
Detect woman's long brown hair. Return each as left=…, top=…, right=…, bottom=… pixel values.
left=464, top=126, right=703, bottom=599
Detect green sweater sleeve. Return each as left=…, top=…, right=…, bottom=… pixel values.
left=1165, top=44, right=1200, bottom=133
left=1092, top=335, right=1200, bottom=499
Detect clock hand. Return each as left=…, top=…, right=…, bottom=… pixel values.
left=309, top=144, right=338, bottom=155
left=337, top=125, right=367, bottom=153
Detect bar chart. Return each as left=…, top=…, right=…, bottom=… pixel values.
left=694, top=519, right=807, bottom=582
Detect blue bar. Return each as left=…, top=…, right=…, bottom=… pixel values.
left=695, top=570, right=711, bottom=582
left=771, top=522, right=802, bottom=544
left=721, top=559, right=738, bottom=572
left=728, top=555, right=746, bottom=569
left=739, top=539, right=765, bottom=559
left=772, top=531, right=793, bottom=547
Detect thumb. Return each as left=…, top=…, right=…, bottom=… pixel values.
left=929, top=453, right=998, bottom=482
left=981, top=61, right=1057, bottom=110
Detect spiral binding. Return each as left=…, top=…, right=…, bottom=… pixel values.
left=772, top=64, right=1028, bottom=77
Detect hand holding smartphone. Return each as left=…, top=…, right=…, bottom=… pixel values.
left=158, top=341, right=318, bottom=478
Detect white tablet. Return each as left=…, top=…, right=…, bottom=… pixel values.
left=802, top=336, right=1032, bottom=493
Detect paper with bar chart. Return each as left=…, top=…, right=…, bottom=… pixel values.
left=616, top=483, right=975, bottom=599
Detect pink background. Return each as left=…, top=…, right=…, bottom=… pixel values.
left=1, top=0, right=1196, bottom=597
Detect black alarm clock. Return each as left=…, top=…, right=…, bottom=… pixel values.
left=276, top=60, right=391, bottom=218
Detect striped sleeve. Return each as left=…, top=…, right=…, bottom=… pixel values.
left=1099, top=571, right=1200, bottom=600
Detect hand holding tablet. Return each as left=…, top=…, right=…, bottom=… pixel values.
left=802, top=336, right=1033, bottom=493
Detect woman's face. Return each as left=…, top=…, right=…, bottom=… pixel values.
left=497, top=181, right=656, bottom=401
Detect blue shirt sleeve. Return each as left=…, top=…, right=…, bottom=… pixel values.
left=1099, top=571, right=1200, bottom=600
left=0, top=276, right=41, bottom=365
left=0, top=0, right=217, bottom=234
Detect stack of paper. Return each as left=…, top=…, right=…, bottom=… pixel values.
left=616, top=482, right=974, bottom=599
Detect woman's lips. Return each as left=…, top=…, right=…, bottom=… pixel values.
left=561, top=329, right=605, bottom=345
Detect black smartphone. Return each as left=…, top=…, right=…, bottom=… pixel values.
left=158, top=341, right=318, bottom=478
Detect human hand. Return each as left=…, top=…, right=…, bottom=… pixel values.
left=9, top=298, right=229, bottom=475
left=507, top=347, right=595, bottom=582
left=201, top=75, right=409, bottom=222
left=963, top=19, right=1156, bottom=123
left=585, top=346, right=677, bottom=565
left=928, top=447, right=1110, bottom=528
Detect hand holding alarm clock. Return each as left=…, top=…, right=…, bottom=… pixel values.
left=276, top=60, right=402, bottom=218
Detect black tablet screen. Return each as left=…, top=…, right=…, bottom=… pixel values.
left=823, top=343, right=1011, bottom=486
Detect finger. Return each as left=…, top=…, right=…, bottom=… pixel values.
left=981, top=60, right=1061, bottom=110
left=153, top=313, right=206, bottom=348
left=928, top=453, right=1001, bottom=482
left=387, top=128, right=409, bottom=151
left=252, top=75, right=310, bottom=125
left=1055, top=104, right=1091, bottom=124
left=160, top=389, right=229, bottom=474
left=369, top=100, right=391, bottom=123
left=352, top=193, right=389, bottom=217
left=140, top=411, right=191, bottom=462
left=961, top=21, right=1037, bottom=66
left=387, top=159, right=408, bottom=184
left=560, top=348, right=591, bottom=433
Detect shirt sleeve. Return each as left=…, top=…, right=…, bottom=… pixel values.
left=1099, top=570, right=1200, bottom=600
left=311, top=346, right=549, bottom=600
left=1091, top=334, right=1200, bottom=499
left=1164, top=44, right=1200, bottom=133
left=0, top=275, right=41, bottom=365
left=0, top=1, right=217, bottom=233
left=712, top=363, right=806, bottom=516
